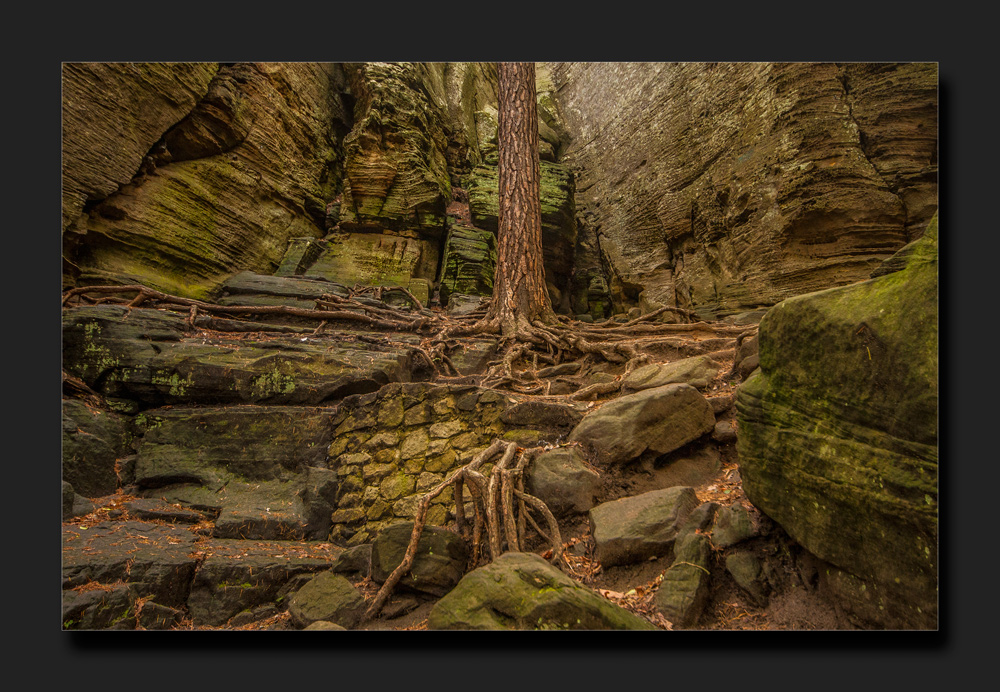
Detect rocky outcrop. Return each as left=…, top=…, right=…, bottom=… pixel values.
left=736, top=214, right=938, bottom=629
left=63, top=62, right=936, bottom=318
left=337, top=63, right=454, bottom=235
left=62, top=304, right=416, bottom=408
left=61, top=61, right=585, bottom=314
left=547, top=61, right=937, bottom=317
left=437, top=225, right=497, bottom=306
left=63, top=62, right=351, bottom=299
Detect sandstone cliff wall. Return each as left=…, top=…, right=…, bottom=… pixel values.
left=62, top=62, right=351, bottom=299
left=546, top=62, right=937, bottom=318
left=62, top=62, right=936, bottom=316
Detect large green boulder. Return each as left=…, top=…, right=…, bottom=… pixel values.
left=736, top=214, right=938, bottom=629
left=426, top=552, right=657, bottom=630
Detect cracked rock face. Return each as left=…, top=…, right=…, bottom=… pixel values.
left=546, top=61, right=937, bottom=318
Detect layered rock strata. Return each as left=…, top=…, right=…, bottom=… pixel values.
left=63, top=62, right=351, bottom=299
left=547, top=61, right=937, bottom=317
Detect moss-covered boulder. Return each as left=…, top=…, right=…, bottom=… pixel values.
left=300, top=232, right=440, bottom=292
left=287, top=571, right=366, bottom=629
left=725, top=551, right=769, bottom=607
left=426, top=551, right=657, bottom=630
left=654, top=530, right=712, bottom=627
left=369, top=522, right=469, bottom=597
left=736, top=214, right=938, bottom=629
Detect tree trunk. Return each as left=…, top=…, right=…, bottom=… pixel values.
left=485, top=62, right=556, bottom=336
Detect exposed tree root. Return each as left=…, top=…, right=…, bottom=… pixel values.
left=364, top=439, right=561, bottom=621
left=61, top=284, right=446, bottom=334
left=62, top=284, right=748, bottom=397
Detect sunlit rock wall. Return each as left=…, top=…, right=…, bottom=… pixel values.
left=547, top=62, right=937, bottom=318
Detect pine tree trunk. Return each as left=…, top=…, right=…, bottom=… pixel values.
left=485, top=62, right=556, bottom=336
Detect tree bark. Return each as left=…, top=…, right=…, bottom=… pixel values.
left=485, top=62, right=556, bottom=336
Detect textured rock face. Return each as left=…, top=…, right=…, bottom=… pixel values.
left=437, top=225, right=497, bottom=305
left=61, top=61, right=586, bottom=311
left=466, top=159, right=577, bottom=305
left=61, top=63, right=219, bottom=236
left=547, top=61, right=937, bottom=317
left=63, top=62, right=350, bottom=299
left=736, top=215, right=938, bottom=628
left=338, top=62, right=453, bottom=235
